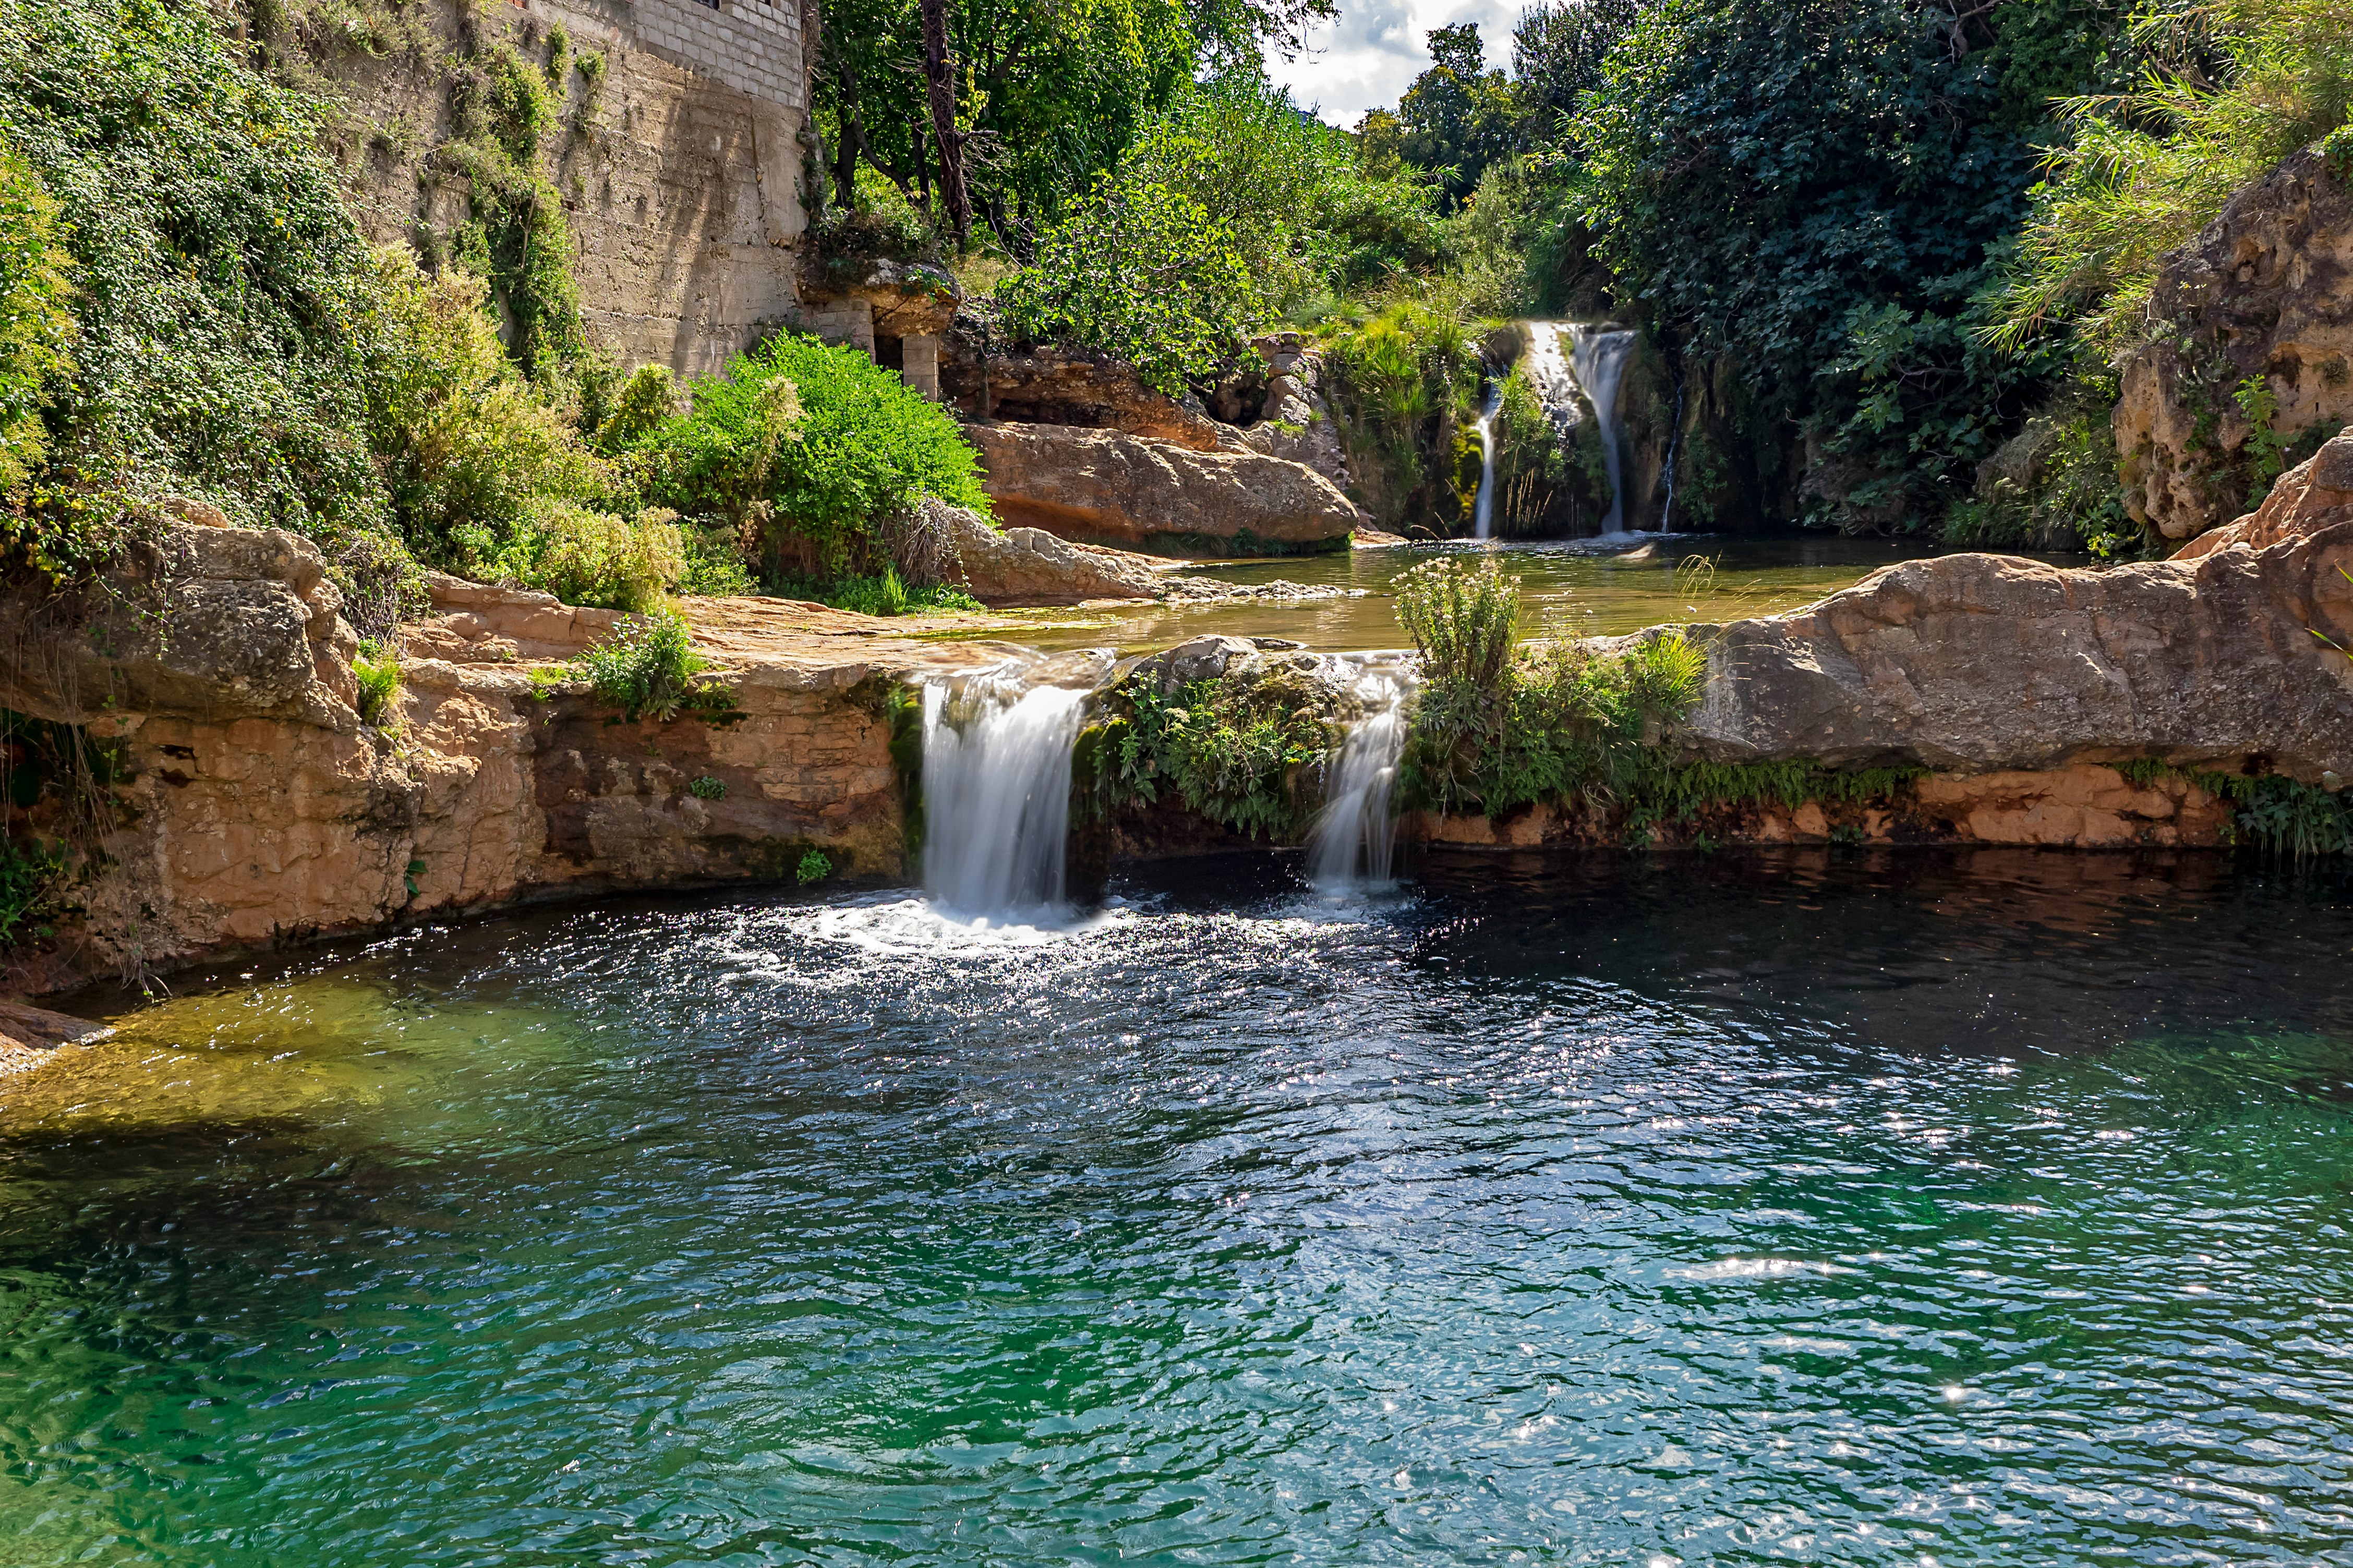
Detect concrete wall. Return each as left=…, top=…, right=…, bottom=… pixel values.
left=324, top=0, right=816, bottom=375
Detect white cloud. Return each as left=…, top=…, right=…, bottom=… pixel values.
left=1264, top=0, right=1523, bottom=127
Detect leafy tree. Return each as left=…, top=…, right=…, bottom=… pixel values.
left=1512, top=0, right=1646, bottom=145
left=1396, top=24, right=1518, bottom=211
left=996, top=169, right=1256, bottom=394
left=0, top=138, right=73, bottom=507
left=1565, top=0, right=2129, bottom=529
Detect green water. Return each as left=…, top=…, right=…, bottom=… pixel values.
left=969, top=536, right=2029, bottom=653
left=1, top=850, right=2349, bottom=1565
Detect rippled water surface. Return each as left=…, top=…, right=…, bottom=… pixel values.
left=3, top=849, right=2351, bottom=1566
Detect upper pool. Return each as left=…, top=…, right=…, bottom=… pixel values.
left=963, top=534, right=2021, bottom=653
left=1, top=848, right=2348, bottom=1565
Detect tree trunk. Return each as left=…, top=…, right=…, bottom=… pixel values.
left=832, top=62, right=865, bottom=212
left=920, top=0, right=971, bottom=246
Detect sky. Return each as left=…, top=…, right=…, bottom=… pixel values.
left=1262, top=0, right=1520, bottom=128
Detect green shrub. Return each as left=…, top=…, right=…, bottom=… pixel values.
left=503, top=502, right=684, bottom=613
left=1991, top=0, right=2353, bottom=355
left=1325, top=300, right=1482, bottom=528
left=360, top=252, right=616, bottom=570
left=687, top=775, right=727, bottom=800
left=0, top=0, right=396, bottom=571
left=571, top=608, right=709, bottom=722
left=1394, top=562, right=1707, bottom=818
left=773, top=568, right=983, bottom=617
left=1099, top=666, right=1332, bottom=839
left=0, top=832, right=65, bottom=947
left=1394, top=556, right=1519, bottom=689
left=794, top=848, right=832, bottom=885
left=636, top=333, right=988, bottom=579
left=997, top=168, right=1257, bottom=397
left=679, top=522, right=758, bottom=597
left=0, top=136, right=73, bottom=507
left=352, top=639, right=402, bottom=728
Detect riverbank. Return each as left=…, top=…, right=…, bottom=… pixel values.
left=0, top=436, right=2347, bottom=997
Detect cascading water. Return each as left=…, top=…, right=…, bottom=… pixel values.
left=1306, top=661, right=1412, bottom=892
left=1566, top=325, right=1638, bottom=534
left=919, top=657, right=1101, bottom=918
left=1519, top=322, right=1641, bottom=535
left=1470, top=386, right=1502, bottom=541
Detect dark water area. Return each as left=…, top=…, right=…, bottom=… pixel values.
left=2, top=848, right=2350, bottom=1565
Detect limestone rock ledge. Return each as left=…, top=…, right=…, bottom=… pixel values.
left=0, top=527, right=1003, bottom=992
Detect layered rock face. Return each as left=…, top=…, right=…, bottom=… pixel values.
left=943, top=327, right=1361, bottom=553
left=966, top=423, right=1361, bottom=554
left=0, top=529, right=992, bottom=991
left=2115, top=147, right=2353, bottom=542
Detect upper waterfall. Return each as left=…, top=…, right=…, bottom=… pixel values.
left=1523, top=322, right=1642, bottom=534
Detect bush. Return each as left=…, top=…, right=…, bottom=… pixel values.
left=1395, top=562, right=1707, bottom=818
left=1990, top=0, right=2353, bottom=355
left=794, top=848, right=832, bottom=885
left=637, top=333, right=988, bottom=580
left=1394, top=557, right=1519, bottom=689
left=502, top=501, right=684, bottom=613
left=1102, top=666, right=1332, bottom=839
left=360, top=252, right=616, bottom=572
left=571, top=608, right=709, bottom=722
left=0, top=137, right=73, bottom=507
left=1325, top=300, right=1483, bottom=529
left=773, top=568, right=983, bottom=617
left=352, top=639, right=402, bottom=728
left=0, top=0, right=395, bottom=570
left=687, top=775, right=727, bottom=800
left=998, top=171, right=1257, bottom=397
left=0, top=831, right=64, bottom=947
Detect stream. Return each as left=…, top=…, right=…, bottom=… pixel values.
left=2, top=851, right=2349, bottom=1564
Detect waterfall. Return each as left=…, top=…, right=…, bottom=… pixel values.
left=919, top=659, right=1096, bottom=918
left=1307, top=663, right=1411, bottom=892
left=1521, top=322, right=1640, bottom=535
left=1470, top=386, right=1502, bottom=541
left=1567, top=325, right=1638, bottom=534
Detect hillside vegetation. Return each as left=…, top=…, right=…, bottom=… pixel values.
left=0, top=0, right=987, bottom=619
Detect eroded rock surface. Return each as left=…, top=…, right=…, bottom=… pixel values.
left=967, top=422, right=1362, bottom=553
left=1676, top=505, right=2353, bottom=783
left=2115, top=147, right=2353, bottom=542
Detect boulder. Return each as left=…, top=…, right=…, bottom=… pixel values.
left=2115, top=146, right=2353, bottom=542
left=1229, top=332, right=1352, bottom=487
left=2175, top=433, right=2353, bottom=560
left=0, top=521, right=358, bottom=729
left=1675, top=514, right=2353, bottom=781
left=965, top=422, right=1362, bottom=554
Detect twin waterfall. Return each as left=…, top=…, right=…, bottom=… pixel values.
left=1477, top=320, right=1642, bottom=538
left=916, top=656, right=1411, bottom=922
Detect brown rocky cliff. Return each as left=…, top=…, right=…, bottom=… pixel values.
left=2115, top=146, right=2353, bottom=543
left=0, top=529, right=996, bottom=992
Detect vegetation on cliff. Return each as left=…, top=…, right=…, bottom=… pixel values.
left=0, top=0, right=993, bottom=615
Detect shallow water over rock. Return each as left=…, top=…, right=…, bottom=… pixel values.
left=974, top=534, right=2028, bottom=654
left=2, top=850, right=2350, bottom=1565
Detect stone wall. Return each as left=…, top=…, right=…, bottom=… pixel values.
left=324, top=0, right=814, bottom=375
